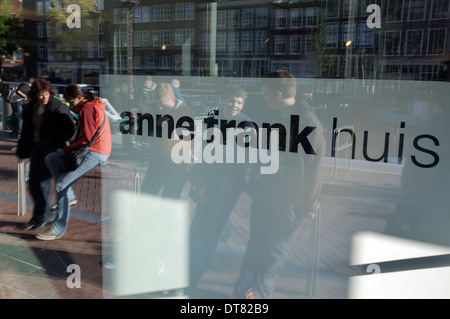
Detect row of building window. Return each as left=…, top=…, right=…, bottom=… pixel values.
left=112, top=3, right=195, bottom=24
left=115, top=54, right=445, bottom=82
left=384, top=29, right=446, bottom=56
left=36, top=0, right=104, bottom=15
left=201, top=8, right=319, bottom=30
left=89, top=1, right=450, bottom=24
left=326, top=0, right=449, bottom=20
left=39, top=42, right=105, bottom=61
left=34, top=0, right=450, bottom=21
left=37, top=26, right=445, bottom=61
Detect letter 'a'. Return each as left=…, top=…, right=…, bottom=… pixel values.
left=66, top=4, right=81, bottom=29
left=366, top=4, right=381, bottom=29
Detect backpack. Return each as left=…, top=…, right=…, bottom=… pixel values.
left=6, top=86, right=23, bottom=104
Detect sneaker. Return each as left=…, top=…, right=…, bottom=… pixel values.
left=51, top=199, right=77, bottom=210
left=230, top=288, right=256, bottom=299
left=36, top=226, right=63, bottom=241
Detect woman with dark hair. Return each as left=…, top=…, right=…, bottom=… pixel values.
left=36, top=84, right=111, bottom=240
left=17, top=79, right=75, bottom=231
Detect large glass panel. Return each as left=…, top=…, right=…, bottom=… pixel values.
left=0, top=0, right=449, bottom=302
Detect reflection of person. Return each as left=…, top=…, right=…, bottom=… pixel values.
left=188, top=85, right=256, bottom=291
left=140, top=82, right=193, bottom=200
left=137, top=75, right=157, bottom=113
left=232, top=70, right=325, bottom=299
left=11, top=78, right=33, bottom=138
left=16, top=79, right=75, bottom=231
left=36, top=85, right=111, bottom=240
left=170, top=78, right=185, bottom=103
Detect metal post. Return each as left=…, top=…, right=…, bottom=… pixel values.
left=127, top=2, right=134, bottom=100
left=17, top=159, right=27, bottom=216
left=307, top=204, right=320, bottom=297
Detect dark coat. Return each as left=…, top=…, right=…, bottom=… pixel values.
left=17, top=96, right=75, bottom=159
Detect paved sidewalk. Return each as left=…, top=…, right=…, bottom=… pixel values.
left=0, top=122, right=402, bottom=299
left=0, top=128, right=104, bottom=298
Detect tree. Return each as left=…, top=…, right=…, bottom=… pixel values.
left=0, top=2, right=29, bottom=87
left=311, top=9, right=336, bottom=78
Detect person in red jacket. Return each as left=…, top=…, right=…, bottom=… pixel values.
left=36, top=84, right=111, bottom=240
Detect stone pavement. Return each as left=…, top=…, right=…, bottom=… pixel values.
left=0, top=122, right=402, bottom=299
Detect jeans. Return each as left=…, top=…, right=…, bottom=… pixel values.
left=45, top=149, right=108, bottom=236
left=11, top=103, right=23, bottom=134
left=234, top=198, right=304, bottom=299
left=28, top=142, right=53, bottom=223
left=189, top=175, right=246, bottom=288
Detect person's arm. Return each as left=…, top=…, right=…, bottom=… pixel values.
left=16, top=84, right=29, bottom=100
left=63, top=105, right=98, bottom=154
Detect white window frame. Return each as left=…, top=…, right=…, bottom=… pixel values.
left=430, top=0, right=449, bottom=19
left=228, top=9, right=239, bottom=28
left=405, top=29, right=423, bottom=55
left=162, top=4, right=171, bottom=21
left=427, top=28, right=446, bottom=55
left=174, top=29, right=184, bottom=46
left=241, top=31, right=253, bottom=54
left=255, top=31, right=268, bottom=54
left=153, top=5, right=162, bottom=22
left=175, top=3, right=184, bottom=21
left=142, top=30, right=151, bottom=47
left=384, top=30, right=402, bottom=56
left=305, top=7, right=318, bottom=27
left=185, top=3, right=195, bottom=20
left=241, top=8, right=254, bottom=28
left=272, top=9, right=287, bottom=29
left=407, top=0, right=427, bottom=21
left=228, top=32, right=239, bottom=54
left=185, top=29, right=194, bottom=46
left=273, top=35, right=286, bottom=54
left=86, top=42, right=95, bottom=59
left=153, top=30, right=162, bottom=46
left=98, top=41, right=105, bottom=58
left=290, top=8, right=302, bottom=28
left=142, top=6, right=151, bottom=23
left=37, top=22, right=46, bottom=38
left=289, top=35, right=302, bottom=54
left=162, top=30, right=172, bottom=46
left=217, top=10, right=227, bottom=29
left=217, top=32, right=227, bottom=54
left=255, top=7, right=268, bottom=28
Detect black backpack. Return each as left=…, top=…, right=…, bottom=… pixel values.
left=6, top=86, right=23, bottom=104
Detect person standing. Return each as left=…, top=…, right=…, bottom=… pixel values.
left=17, top=79, right=75, bottom=231
left=170, top=78, right=185, bottom=103
left=36, top=85, right=111, bottom=240
left=232, top=70, right=326, bottom=299
left=188, top=85, right=257, bottom=291
left=11, top=78, right=33, bottom=138
left=137, top=75, right=157, bottom=113
left=140, top=82, right=193, bottom=200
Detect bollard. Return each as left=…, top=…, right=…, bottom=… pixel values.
left=17, top=159, right=27, bottom=216
left=307, top=203, right=321, bottom=297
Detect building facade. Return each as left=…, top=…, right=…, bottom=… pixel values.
left=21, top=0, right=449, bottom=86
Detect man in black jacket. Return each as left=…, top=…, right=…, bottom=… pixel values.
left=10, top=78, right=33, bottom=138
left=17, top=79, right=75, bottom=231
left=232, top=70, right=325, bottom=299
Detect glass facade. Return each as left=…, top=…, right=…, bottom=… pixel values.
left=1, top=0, right=450, bottom=299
